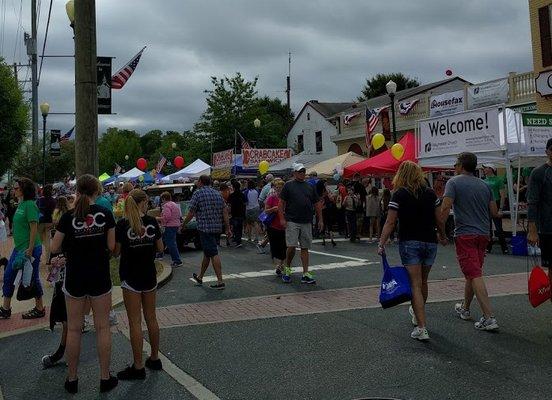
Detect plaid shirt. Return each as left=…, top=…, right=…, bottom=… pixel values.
left=189, top=186, right=225, bottom=233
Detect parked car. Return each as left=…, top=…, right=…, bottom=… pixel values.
left=145, top=183, right=202, bottom=250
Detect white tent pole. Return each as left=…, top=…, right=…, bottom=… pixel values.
left=513, top=112, right=523, bottom=234
left=502, top=109, right=516, bottom=236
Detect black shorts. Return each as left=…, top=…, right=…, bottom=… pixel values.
left=200, top=232, right=219, bottom=258
left=540, top=234, right=552, bottom=269
left=63, top=264, right=112, bottom=298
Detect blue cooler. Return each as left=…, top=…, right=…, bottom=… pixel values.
left=511, top=234, right=528, bottom=256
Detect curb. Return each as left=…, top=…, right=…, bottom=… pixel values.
left=0, top=261, right=173, bottom=339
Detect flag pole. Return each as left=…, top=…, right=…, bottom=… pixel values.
left=234, top=129, right=238, bottom=175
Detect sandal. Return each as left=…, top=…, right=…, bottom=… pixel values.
left=22, top=307, right=46, bottom=319
left=0, top=306, right=11, bottom=319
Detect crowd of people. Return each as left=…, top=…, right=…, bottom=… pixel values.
left=0, top=138, right=550, bottom=393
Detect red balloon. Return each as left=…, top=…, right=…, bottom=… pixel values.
left=445, top=69, right=453, bottom=76
left=174, top=156, right=185, bottom=169
left=136, top=158, right=147, bottom=171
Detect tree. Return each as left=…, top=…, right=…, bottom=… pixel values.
left=250, top=96, right=293, bottom=149
left=140, top=129, right=163, bottom=161
left=0, top=57, right=30, bottom=178
left=12, top=141, right=75, bottom=183
left=357, top=73, right=420, bottom=102
left=98, top=128, right=142, bottom=173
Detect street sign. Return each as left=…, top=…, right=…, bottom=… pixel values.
left=535, top=70, right=552, bottom=97
left=50, top=129, right=61, bottom=156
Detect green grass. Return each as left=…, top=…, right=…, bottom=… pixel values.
left=109, top=258, right=164, bottom=287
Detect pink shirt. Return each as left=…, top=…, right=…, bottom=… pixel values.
left=266, top=194, right=284, bottom=230
left=161, top=201, right=182, bottom=227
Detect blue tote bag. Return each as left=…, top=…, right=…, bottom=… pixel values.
left=258, top=211, right=276, bottom=227
left=379, top=254, right=412, bottom=309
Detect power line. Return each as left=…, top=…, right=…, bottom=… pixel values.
left=12, top=0, right=23, bottom=63
left=37, top=0, right=52, bottom=84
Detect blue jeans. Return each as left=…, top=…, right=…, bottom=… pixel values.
left=2, top=246, right=43, bottom=298
left=398, top=240, right=437, bottom=267
left=163, top=227, right=181, bottom=264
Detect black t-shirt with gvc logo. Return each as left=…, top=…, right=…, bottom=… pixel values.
left=115, top=215, right=161, bottom=291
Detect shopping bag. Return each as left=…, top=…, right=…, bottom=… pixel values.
left=528, top=265, right=550, bottom=308
left=16, top=281, right=39, bottom=301
left=258, top=211, right=276, bottom=227
left=379, top=254, right=412, bottom=309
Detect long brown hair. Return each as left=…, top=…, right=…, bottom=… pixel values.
left=124, top=189, right=148, bottom=235
left=74, top=175, right=101, bottom=219
left=392, top=161, right=426, bottom=197
left=55, top=196, right=69, bottom=215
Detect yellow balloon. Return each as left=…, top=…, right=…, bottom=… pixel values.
left=259, top=160, right=270, bottom=175
left=371, top=133, right=385, bottom=150
left=391, top=143, right=405, bottom=161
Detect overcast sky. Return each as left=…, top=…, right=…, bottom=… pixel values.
left=0, top=0, right=533, bottom=135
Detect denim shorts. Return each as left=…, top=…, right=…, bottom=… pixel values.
left=398, top=240, right=438, bottom=267
left=200, top=231, right=219, bottom=258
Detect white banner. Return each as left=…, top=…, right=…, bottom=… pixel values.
left=429, top=90, right=465, bottom=117
left=419, top=108, right=501, bottom=158
left=212, top=149, right=234, bottom=168
left=467, top=78, right=509, bottom=110
left=522, top=113, right=552, bottom=155
left=242, top=148, right=292, bottom=168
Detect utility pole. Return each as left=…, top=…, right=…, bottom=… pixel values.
left=286, top=51, right=291, bottom=114
left=74, top=0, right=99, bottom=177
left=29, top=0, right=39, bottom=149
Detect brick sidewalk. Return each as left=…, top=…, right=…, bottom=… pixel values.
left=117, top=272, right=528, bottom=331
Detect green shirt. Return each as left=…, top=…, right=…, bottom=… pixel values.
left=13, top=200, right=41, bottom=251
left=484, top=176, right=504, bottom=202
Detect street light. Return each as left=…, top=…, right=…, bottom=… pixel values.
left=65, top=0, right=74, bottom=29
left=171, top=142, right=177, bottom=149
left=40, top=102, right=50, bottom=186
left=253, top=118, right=261, bottom=129
left=386, top=80, right=398, bottom=143
left=125, top=154, right=129, bottom=160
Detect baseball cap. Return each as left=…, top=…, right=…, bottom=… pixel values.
left=293, top=163, right=306, bottom=172
left=265, top=173, right=274, bottom=181
left=482, top=163, right=496, bottom=171
left=547, top=138, right=552, bottom=150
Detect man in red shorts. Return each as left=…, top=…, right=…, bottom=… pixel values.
left=439, top=152, right=501, bottom=331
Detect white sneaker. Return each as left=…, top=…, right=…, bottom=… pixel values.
left=408, top=305, right=417, bottom=326
left=410, top=327, right=430, bottom=341
left=454, top=303, right=472, bottom=320
left=474, top=316, right=499, bottom=331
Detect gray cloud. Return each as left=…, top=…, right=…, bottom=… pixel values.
left=0, top=0, right=532, bottom=135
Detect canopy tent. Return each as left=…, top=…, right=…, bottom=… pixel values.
left=118, top=167, right=145, bottom=180
left=344, top=132, right=417, bottom=177
left=161, top=159, right=211, bottom=182
left=98, top=172, right=111, bottom=182
left=307, top=152, right=366, bottom=179
left=269, top=152, right=327, bottom=175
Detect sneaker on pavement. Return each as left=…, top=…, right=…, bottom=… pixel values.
left=192, top=273, right=203, bottom=286
left=408, top=305, right=417, bottom=326
left=145, top=357, right=163, bottom=370
left=210, top=282, right=226, bottom=290
left=474, top=316, right=499, bottom=331
left=282, top=266, right=292, bottom=283
left=117, top=365, right=146, bottom=380
left=301, top=272, right=316, bottom=284
left=41, top=355, right=57, bottom=369
left=0, top=306, right=11, bottom=319
left=234, top=243, right=243, bottom=248
left=410, top=327, right=430, bottom=341
left=275, top=268, right=282, bottom=276
left=171, top=261, right=183, bottom=268
left=455, top=303, right=472, bottom=320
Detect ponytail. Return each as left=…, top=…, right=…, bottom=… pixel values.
left=74, top=195, right=90, bottom=220
left=74, top=174, right=101, bottom=220
left=124, top=189, right=148, bottom=235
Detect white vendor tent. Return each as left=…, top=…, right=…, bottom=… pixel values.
left=306, top=152, right=366, bottom=179
left=117, top=167, right=145, bottom=180
left=269, top=152, right=327, bottom=175
left=161, top=159, right=211, bottom=182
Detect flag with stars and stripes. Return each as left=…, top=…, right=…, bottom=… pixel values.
left=399, top=99, right=419, bottom=115
left=365, top=106, right=388, bottom=149
left=111, top=47, right=146, bottom=90
left=238, top=132, right=251, bottom=150
left=156, top=154, right=167, bottom=173
left=60, top=126, right=74, bottom=142
left=343, top=111, right=361, bottom=125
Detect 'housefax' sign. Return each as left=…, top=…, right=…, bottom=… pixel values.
left=429, top=90, right=465, bottom=117
left=522, top=113, right=552, bottom=155
left=418, top=108, right=501, bottom=158
left=242, top=148, right=292, bottom=168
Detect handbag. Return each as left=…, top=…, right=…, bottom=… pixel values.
left=379, top=254, right=412, bottom=309
left=258, top=211, right=276, bottom=227
left=528, top=263, right=550, bottom=308
left=17, top=281, right=39, bottom=301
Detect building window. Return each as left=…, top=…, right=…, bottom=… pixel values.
left=297, top=134, right=304, bottom=152
left=315, top=131, right=323, bottom=152
left=307, top=112, right=310, bottom=121
left=539, top=5, right=552, bottom=67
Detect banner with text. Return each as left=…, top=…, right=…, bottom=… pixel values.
left=522, top=113, right=552, bottom=155
left=467, top=78, right=509, bottom=110
left=242, top=148, right=292, bottom=168
left=212, top=149, right=234, bottom=168
left=419, top=108, right=501, bottom=158
left=429, top=90, right=465, bottom=117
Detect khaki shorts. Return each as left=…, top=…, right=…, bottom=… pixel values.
left=285, top=221, right=312, bottom=249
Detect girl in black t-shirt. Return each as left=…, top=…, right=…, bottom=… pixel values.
left=114, top=189, right=163, bottom=380
left=51, top=175, right=117, bottom=394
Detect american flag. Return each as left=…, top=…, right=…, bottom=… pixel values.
left=399, top=99, right=419, bottom=115
left=60, top=126, right=74, bottom=142
left=238, top=132, right=251, bottom=149
left=343, top=111, right=361, bottom=126
left=111, top=47, right=146, bottom=90
left=156, top=154, right=167, bottom=172
left=114, top=163, right=122, bottom=175
left=365, top=106, right=388, bottom=149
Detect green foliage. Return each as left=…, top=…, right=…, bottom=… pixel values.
left=98, top=128, right=142, bottom=174
left=0, top=57, right=30, bottom=177
left=140, top=129, right=163, bottom=161
left=12, top=141, right=75, bottom=183
left=357, top=73, right=420, bottom=102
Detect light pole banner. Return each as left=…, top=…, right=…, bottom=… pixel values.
left=242, top=148, right=292, bottom=168
left=418, top=108, right=501, bottom=158
left=97, top=57, right=112, bottom=114
left=467, top=78, right=509, bottom=110
left=50, top=129, right=61, bottom=156
left=212, top=149, right=234, bottom=168
left=429, top=90, right=465, bottom=117
left=522, top=113, right=552, bottom=155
